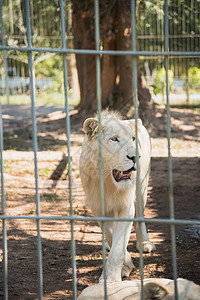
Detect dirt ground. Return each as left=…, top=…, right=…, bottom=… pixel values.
left=0, top=104, right=200, bottom=299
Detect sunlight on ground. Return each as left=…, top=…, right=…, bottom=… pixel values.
left=1, top=93, right=80, bottom=107
left=151, top=138, right=200, bottom=157
left=1, top=104, right=200, bottom=298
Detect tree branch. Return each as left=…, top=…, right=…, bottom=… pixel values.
left=34, top=53, right=55, bottom=66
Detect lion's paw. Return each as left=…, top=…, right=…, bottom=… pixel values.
left=121, top=262, right=134, bottom=278
left=137, top=241, right=156, bottom=253
left=105, top=242, right=111, bottom=251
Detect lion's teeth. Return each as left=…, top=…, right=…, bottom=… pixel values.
left=120, top=171, right=123, bottom=177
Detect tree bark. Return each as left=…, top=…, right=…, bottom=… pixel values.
left=137, top=64, right=155, bottom=127
left=72, top=1, right=117, bottom=110
left=115, top=1, right=133, bottom=109
left=72, top=1, right=97, bottom=111
left=101, top=27, right=117, bottom=107
left=72, top=0, right=155, bottom=126
left=114, top=1, right=155, bottom=126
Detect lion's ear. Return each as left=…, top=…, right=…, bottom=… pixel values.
left=136, top=118, right=143, bottom=127
left=83, top=118, right=99, bottom=140
left=144, top=282, right=169, bottom=300
left=125, top=119, right=143, bottom=131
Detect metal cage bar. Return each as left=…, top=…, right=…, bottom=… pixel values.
left=0, top=1, right=9, bottom=299
left=131, top=0, right=144, bottom=298
left=60, top=0, right=77, bottom=298
left=0, top=1, right=9, bottom=104
left=24, top=0, right=43, bottom=298
left=164, top=1, right=178, bottom=298
left=1, top=44, right=200, bottom=56
left=94, top=1, right=108, bottom=298
left=0, top=100, right=8, bottom=300
left=1, top=215, right=200, bottom=225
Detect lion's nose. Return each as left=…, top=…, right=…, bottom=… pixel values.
left=127, top=155, right=136, bottom=163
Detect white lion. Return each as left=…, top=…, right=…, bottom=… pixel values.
left=77, top=278, right=200, bottom=300
left=79, top=110, right=155, bottom=282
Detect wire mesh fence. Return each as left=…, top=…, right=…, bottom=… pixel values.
left=1, top=0, right=200, bottom=299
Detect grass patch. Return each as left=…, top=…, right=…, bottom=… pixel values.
left=39, top=167, right=52, bottom=177
left=41, top=192, right=61, bottom=202
left=1, top=91, right=80, bottom=106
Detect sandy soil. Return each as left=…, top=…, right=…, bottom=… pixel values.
left=0, top=104, right=200, bottom=299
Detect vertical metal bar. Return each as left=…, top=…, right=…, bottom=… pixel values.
left=131, top=1, right=144, bottom=299
left=25, top=1, right=43, bottom=299
left=94, top=1, right=107, bottom=299
left=60, top=0, right=77, bottom=299
left=164, top=1, right=178, bottom=299
left=0, top=0, right=10, bottom=104
left=0, top=104, right=8, bottom=300
left=0, top=2, right=8, bottom=299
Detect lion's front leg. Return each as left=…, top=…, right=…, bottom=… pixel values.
left=99, top=206, right=134, bottom=282
left=134, top=200, right=156, bottom=253
left=135, top=222, right=156, bottom=253
left=121, top=249, right=134, bottom=278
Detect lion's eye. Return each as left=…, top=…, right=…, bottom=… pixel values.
left=111, top=137, right=119, bottom=142
left=132, top=137, right=135, bottom=141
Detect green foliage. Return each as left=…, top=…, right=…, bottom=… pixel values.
left=137, top=0, right=200, bottom=76
left=150, top=84, right=159, bottom=96
left=137, top=0, right=164, bottom=37
left=138, top=0, right=200, bottom=52
left=182, top=67, right=200, bottom=90
left=35, top=55, right=63, bottom=92
left=154, top=68, right=174, bottom=94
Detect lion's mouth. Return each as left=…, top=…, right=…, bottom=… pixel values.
left=112, top=166, right=136, bottom=182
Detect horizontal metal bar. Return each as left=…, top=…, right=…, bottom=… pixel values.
left=0, top=215, right=200, bottom=225
left=137, top=34, right=200, bottom=39
left=0, top=45, right=200, bottom=56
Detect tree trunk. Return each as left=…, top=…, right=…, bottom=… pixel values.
left=137, top=64, right=155, bottom=127
left=101, top=29, right=117, bottom=107
left=67, top=54, right=80, bottom=103
left=72, top=1, right=117, bottom=111
left=115, top=1, right=133, bottom=110
left=114, top=1, right=155, bottom=126
left=72, top=0, right=155, bottom=126
left=72, top=1, right=97, bottom=111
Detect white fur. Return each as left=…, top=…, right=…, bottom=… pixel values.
left=77, top=278, right=200, bottom=300
left=79, top=111, right=155, bottom=282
